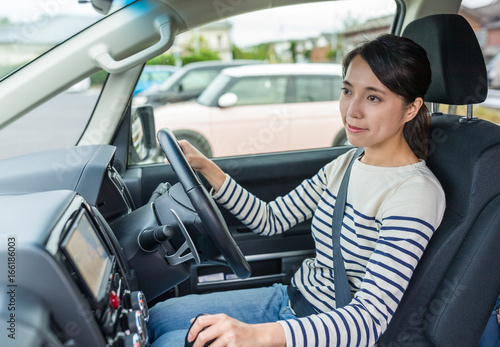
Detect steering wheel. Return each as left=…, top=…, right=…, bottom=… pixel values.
left=157, top=128, right=251, bottom=279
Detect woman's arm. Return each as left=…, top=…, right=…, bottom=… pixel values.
left=278, top=176, right=446, bottom=346
left=176, top=140, right=227, bottom=192
left=177, top=140, right=329, bottom=236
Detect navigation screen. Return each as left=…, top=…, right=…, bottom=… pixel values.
left=62, top=210, right=112, bottom=301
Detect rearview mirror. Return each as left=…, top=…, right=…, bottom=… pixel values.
left=90, top=0, right=113, bottom=15
left=218, top=93, right=238, bottom=108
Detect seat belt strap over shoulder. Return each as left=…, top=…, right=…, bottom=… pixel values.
left=332, top=147, right=364, bottom=308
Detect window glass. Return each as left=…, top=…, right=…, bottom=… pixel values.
left=293, top=76, right=345, bottom=102
left=436, top=104, right=500, bottom=125
left=135, top=0, right=397, bottom=159
left=0, top=1, right=133, bottom=81
left=0, top=72, right=106, bottom=160
left=0, top=0, right=132, bottom=160
left=227, top=77, right=288, bottom=106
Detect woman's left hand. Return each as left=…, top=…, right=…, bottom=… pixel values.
left=187, top=314, right=285, bottom=347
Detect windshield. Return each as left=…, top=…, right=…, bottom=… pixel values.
left=0, top=0, right=133, bottom=80
left=0, top=0, right=135, bottom=160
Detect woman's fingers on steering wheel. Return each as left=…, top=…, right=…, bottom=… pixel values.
left=164, top=140, right=206, bottom=171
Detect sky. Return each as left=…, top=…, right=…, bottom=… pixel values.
left=228, top=0, right=396, bottom=47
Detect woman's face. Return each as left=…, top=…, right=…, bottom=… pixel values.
left=339, top=55, right=416, bottom=152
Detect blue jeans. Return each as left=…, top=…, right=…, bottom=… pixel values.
left=478, top=295, right=500, bottom=347
left=147, top=283, right=296, bottom=347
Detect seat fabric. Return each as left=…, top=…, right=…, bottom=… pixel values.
left=379, top=14, right=500, bottom=346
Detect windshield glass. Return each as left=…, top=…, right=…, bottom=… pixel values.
left=0, top=0, right=134, bottom=160
left=0, top=0, right=133, bottom=80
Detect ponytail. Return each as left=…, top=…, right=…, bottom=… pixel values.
left=404, top=104, right=430, bottom=159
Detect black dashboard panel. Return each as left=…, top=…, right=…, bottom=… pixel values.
left=0, top=190, right=148, bottom=347
left=0, top=145, right=134, bottom=221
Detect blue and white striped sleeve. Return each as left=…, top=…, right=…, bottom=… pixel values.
left=212, top=168, right=329, bottom=236
left=278, top=175, right=446, bottom=346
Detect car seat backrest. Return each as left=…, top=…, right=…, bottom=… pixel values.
left=379, top=14, right=500, bottom=346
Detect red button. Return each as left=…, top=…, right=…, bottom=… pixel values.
left=109, top=290, right=120, bottom=309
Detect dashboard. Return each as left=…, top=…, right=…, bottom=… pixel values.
left=0, top=145, right=156, bottom=346
left=0, top=190, right=149, bottom=346
left=0, top=144, right=308, bottom=346
left=0, top=145, right=135, bottom=221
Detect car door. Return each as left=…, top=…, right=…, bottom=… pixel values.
left=286, top=75, right=345, bottom=150
left=207, top=75, right=292, bottom=156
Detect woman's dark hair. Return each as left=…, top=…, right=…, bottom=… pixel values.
left=342, top=34, right=432, bottom=159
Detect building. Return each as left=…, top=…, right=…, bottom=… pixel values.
left=171, top=20, right=233, bottom=62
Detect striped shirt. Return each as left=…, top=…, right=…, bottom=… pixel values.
left=212, top=149, right=446, bottom=346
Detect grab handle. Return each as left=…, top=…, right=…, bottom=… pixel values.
left=89, top=15, right=175, bottom=74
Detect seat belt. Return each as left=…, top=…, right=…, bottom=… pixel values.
left=287, top=147, right=364, bottom=317
left=332, top=147, right=364, bottom=308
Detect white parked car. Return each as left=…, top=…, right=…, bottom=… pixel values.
left=154, top=63, right=345, bottom=157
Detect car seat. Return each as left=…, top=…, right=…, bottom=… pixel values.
left=379, top=14, right=500, bottom=346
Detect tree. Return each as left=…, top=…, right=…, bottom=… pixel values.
left=290, top=40, right=297, bottom=63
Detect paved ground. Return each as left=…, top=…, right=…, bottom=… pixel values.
left=0, top=89, right=100, bottom=160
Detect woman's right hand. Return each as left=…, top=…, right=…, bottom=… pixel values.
left=176, top=139, right=211, bottom=173
left=167, top=140, right=227, bottom=193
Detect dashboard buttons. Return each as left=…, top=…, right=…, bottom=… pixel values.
left=126, top=310, right=148, bottom=344
left=122, top=290, right=149, bottom=322
left=130, top=291, right=149, bottom=322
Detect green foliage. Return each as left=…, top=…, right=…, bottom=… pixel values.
left=181, top=49, right=219, bottom=65
left=146, top=54, right=176, bottom=66
left=290, top=41, right=297, bottom=63
left=327, top=49, right=339, bottom=62
left=90, top=70, right=108, bottom=87
left=232, top=43, right=271, bottom=61
left=146, top=49, right=219, bottom=67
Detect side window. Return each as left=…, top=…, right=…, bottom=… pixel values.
left=180, top=70, right=220, bottom=91
left=132, top=1, right=397, bottom=160
left=227, top=77, right=287, bottom=106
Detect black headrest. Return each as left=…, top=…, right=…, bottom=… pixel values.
left=402, top=14, right=487, bottom=105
